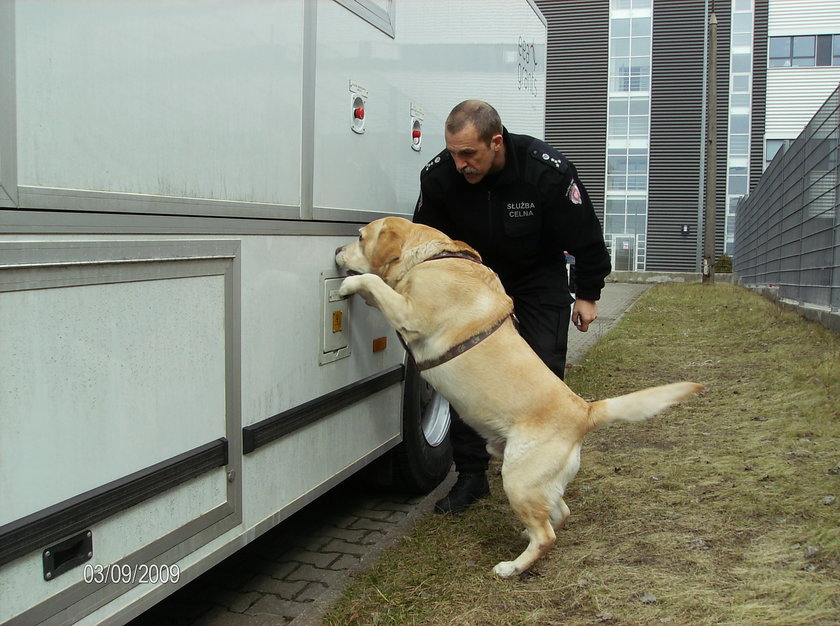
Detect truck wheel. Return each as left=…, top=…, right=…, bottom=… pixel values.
left=392, top=364, right=453, bottom=493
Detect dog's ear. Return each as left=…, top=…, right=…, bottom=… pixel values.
left=370, top=226, right=401, bottom=274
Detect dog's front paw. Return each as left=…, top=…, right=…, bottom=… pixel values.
left=338, top=275, right=364, bottom=297
left=493, top=561, right=520, bottom=578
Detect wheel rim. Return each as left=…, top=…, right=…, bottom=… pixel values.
left=419, top=382, right=450, bottom=447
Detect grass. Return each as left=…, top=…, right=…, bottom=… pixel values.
left=324, top=283, right=840, bottom=625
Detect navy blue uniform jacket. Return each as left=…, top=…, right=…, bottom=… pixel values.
left=413, top=128, right=611, bottom=305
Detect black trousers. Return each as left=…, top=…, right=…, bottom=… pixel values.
left=450, top=295, right=572, bottom=473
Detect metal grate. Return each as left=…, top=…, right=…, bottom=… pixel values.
left=734, top=84, right=840, bottom=315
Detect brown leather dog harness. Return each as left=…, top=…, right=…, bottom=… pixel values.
left=399, top=251, right=513, bottom=372
left=421, top=250, right=483, bottom=263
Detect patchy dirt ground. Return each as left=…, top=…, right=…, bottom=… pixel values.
left=325, top=283, right=840, bottom=625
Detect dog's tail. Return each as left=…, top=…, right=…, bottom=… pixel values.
left=587, top=382, right=703, bottom=430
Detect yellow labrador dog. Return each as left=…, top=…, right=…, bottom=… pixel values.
left=335, top=216, right=702, bottom=578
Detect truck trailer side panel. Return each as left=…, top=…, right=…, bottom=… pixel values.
left=0, top=1, right=546, bottom=623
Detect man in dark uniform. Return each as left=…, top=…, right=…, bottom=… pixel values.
left=413, top=99, right=611, bottom=514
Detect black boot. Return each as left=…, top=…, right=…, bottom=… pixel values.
left=434, top=472, right=490, bottom=514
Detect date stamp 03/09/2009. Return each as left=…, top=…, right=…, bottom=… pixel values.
left=83, top=563, right=181, bottom=585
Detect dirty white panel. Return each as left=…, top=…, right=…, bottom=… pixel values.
left=312, top=0, right=546, bottom=217
left=0, top=275, right=226, bottom=525
left=0, top=1, right=15, bottom=207
left=15, top=1, right=304, bottom=206
left=237, top=233, right=401, bottom=427
left=243, top=387, right=401, bottom=526
left=0, top=470, right=228, bottom=622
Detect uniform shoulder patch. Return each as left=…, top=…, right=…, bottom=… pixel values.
left=567, top=180, right=583, bottom=205
left=528, top=142, right=568, bottom=174
left=421, top=150, right=451, bottom=176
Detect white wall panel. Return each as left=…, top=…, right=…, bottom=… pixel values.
left=312, top=0, right=546, bottom=217
left=15, top=1, right=304, bottom=207
left=769, top=0, right=840, bottom=36
left=243, top=390, right=401, bottom=526
left=0, top=1, right=549, bottom=620
left=237, top=234, right=400, bottom=428
left=0, top=274, right=226, bottom=524
left=766, top=68, right=840, bottom=137
left=0, top=471, right=228, bottom=620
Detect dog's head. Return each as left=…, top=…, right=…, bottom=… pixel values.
left=335, top=216, right=480, bottom=285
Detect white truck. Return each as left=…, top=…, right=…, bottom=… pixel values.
left=0, top=1, right=546, bottom=623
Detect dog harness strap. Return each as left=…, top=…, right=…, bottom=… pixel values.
left=422, top=251, right=483, bottom=263
left=412, top=313, right=511, bottom=372
left=400, top=249, right=502, bottom=370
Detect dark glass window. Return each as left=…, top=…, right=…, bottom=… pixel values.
left=732, top=12, right=752, bottom=33
left=770, top=35, right=840, bottom=67
left=765, top=139, right=791, bottom=168
left=731, top=53, right=752, bottom=73
left=792, top=36, right=816, bottom=65
left=817, top=34, right=833, bottom=66
left=770, top=37, right=791, bottom=67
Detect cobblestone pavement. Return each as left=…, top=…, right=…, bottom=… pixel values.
left=129, top=474, right=455, bottom=626
left=128, top=283, right=651, bottom=626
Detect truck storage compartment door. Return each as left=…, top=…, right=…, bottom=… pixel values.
left=0, top=240, right=242, bottom=625
left=311, top=0, right=547, bottom=222
left=14, top=2, right=305, bottom=219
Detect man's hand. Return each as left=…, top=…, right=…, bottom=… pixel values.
left=572, top=299, right=598, bottom=332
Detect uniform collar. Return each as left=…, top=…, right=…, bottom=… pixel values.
left=494, top=127, right=519, bottom=186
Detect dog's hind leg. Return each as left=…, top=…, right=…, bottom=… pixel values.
left=493, top=454, right=556, bottom=578
left=549, top=443, right=580, bottom=531
left=494, top=440, right=581, bottom=577
left=521, top=482, right=571, bottom=541
left=493, top=491, right=555, bottom=578
left=550, top=498, right=570, bottom=531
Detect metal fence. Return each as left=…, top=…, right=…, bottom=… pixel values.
left=734, top=83, right=840, bottom=326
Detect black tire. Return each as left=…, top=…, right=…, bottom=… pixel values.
left=391, top=363, right=453, bottom=493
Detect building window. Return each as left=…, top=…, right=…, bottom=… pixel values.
left=617, top=65, right=649, bottom=91
left=607, top=148, right=648, bottom=191
left=765, top=139, right=791, bottom=168
left=724, top=0, right=754, bottom=257
left=769, top=34, right=840, bottom=67
left=605, top=0, right=652, bottom=271
left=611, top=0, right=651, bottom=8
